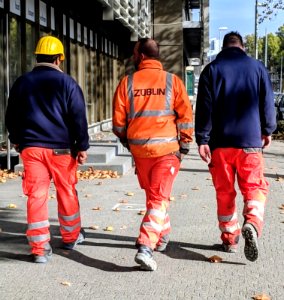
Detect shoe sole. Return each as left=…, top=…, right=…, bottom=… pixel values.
left=242, top=225, right=258, bottom=262
left=135, top=253, right=157, bottom=271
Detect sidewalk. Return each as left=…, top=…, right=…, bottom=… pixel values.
left=0, top=141, right=284, bottom=300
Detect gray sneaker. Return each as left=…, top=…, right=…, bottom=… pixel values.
left=62, top=228, right=86, bottom=250
left=33, top=243, right=52, bottom=263
left=135, top=245, right=157, bottom=271
left=242, top=223, right=258, bottom=262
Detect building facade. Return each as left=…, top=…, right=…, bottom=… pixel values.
left=0, top=0, right=209, bottom=148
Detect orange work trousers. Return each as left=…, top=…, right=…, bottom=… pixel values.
left=21, top=147, right=81, bottom=255
left=134, top=154, right=180, bottom=250
left=209, top=148, right=268, bottom=246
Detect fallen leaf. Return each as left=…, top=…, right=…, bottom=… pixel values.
left=191, top=187, right=200, bottom=190
left=84, top=194, right=92, bottom=198
left=126, top=192, right=134, bottom=196
left=104, top=226, right=113, bottom=231
left=60, top=281, right=71, bottom=286
left=7, top=203, right=17, bottom=209
left=208, top=255, right=222, bottom=263
left=206, top=177, right=212, bottom=180
left=251, top=293, right=271, bottom=300
left=92, top=207, right=102, bottom=210
left=120, top=199, right=128, bottom=203
left=113, top=207, right=120, bottom=212
left=96, top=181, right=103, bottom=185
left=138, top=210, right=146, bottom=215
left=169, top=196, right=175, bottom=201
left=89, top=225, right=99, bottom=230
left=120, top=225, right=127, bottom=229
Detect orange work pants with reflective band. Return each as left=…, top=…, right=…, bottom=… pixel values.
left=209, top=148, right=268, bottom=246
left=134, top=154, right=180, bottom=250
left=21, top=147, right=81, bottom=255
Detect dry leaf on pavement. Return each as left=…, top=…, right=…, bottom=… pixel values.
left=251, top=294, right=271, bottom=300
left=7, top=203, right=17, bottom=209
left=126, top=192, right=134, bottom=196
left=60, top=281, right=71, bottom=286
left=191, top=186, right=200, bottom=190
left=208, top=255, right=223, bottom=263
left=89, top=225, right=99, bottom=230
left=138, top=210, right=146, bottom=215
left=92, top=206, right=102, bottom=210
left=169, top=196, right=175, bottom=201
left=104, top=226, right=113, bottom=231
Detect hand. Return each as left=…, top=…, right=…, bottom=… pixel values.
left=77, top=151, right=88, bottom=165
left=198, top=145, right=211, bottom=163
left=262, top=135, right=271, bottom=149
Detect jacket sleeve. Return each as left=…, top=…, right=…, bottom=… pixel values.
left=173, top=75, right=194, bottom=154
left=112, top=76, right=128, bottom=144
left=68, top=81, right=90, bottom=151
left=259, top=64, right=277, bottom=135
left=5, top=79, right=22, bottom=145
left=194, top=65, right=212, bottom=146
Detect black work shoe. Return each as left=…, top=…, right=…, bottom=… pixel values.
left=242, top=223, right=259, bottom=262
left=62, top=228, right=86, bottom=250
left=155, top=234, right=170, bottom=252
left=33, top=243, right=52, bottom=263
left=135, top=245, right=157, bottom=271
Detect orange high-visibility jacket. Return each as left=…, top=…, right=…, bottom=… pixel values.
left=112, top=59, right=194, bottom=158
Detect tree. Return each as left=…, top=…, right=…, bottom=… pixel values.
left=258, top=0, right=284, bottom=24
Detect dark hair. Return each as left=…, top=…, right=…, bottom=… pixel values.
left=36, top=54, right=61, bottom=63
left=137, top=38, right=159, bottom=59
left=222, top=31, right=244, bottom=48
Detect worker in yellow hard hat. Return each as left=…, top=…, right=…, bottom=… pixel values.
left=5, top=35, right=90, bottom=264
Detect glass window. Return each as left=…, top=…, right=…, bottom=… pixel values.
left=25, top=23, right=36, bottom=72
left=9, top=17, right=21, bottom=86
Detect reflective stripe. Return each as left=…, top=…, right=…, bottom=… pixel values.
left=218, top=212, right=238, bottom=222
left=162, top=220, right=171, bottom=230
left=246, top=200, right=265, bottom=213
left=58, top=211, right=80, bottom=221
left=243, top=148, right=263, bottom=153
left=27, top=233, right=50, bottom=242
left=127, top=74, right=135, bottom=118
left=177, top=122, right=194, bottom=129
left=247, top=208, right=264, bottom=222
left=134, top=109, right=175, bottom=118
left=61, top=222, right=81, bottom=232
left=165, top=72, right=173, bottom=110
left=28, top=220, right=49, bottom=230
left=219, top=223, right=240, bottom=233
left=147, top=208, right=166, bottom=219
left=113, top=125, right=126, bottom=133
left=142, top=221, right=163, bottom=232
left=127, top=72, right=173, bottom=119
left=128, top=136, right=177, bottom=145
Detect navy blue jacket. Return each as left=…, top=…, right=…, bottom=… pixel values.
left=5, top=63, right=90, bottom=152
left=195, top=47, right=276, bottom=150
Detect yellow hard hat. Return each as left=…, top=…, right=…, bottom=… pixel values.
left=35, top=36, right=65, bottom=61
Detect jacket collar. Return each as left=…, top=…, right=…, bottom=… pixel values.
left=138, top=59, right=163, bottom=70
left=34, top=62, right=63, bottom=72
